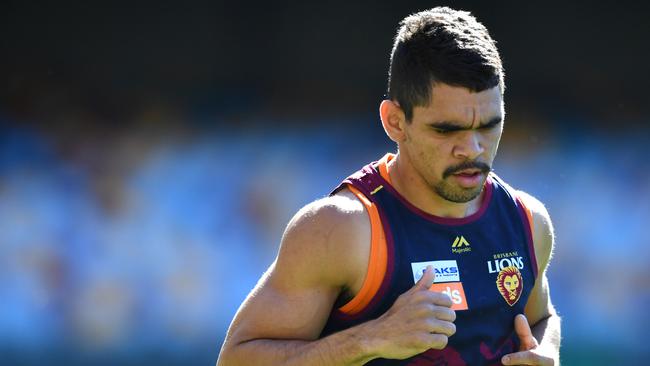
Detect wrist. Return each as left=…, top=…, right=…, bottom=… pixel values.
left=349, top=318, right=384, bottom=362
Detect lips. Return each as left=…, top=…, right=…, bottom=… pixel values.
left=454, top=169, right=481, bottom=176
left=442, top=161, right=492, bottom=180
left=451, top=170, right=484, bottom=187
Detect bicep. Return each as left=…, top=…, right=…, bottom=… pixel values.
left=224, top=196, right=368, bottom=345
left=524, top=271, right=554, bottom=325
left=225, top=260, right=341, bottom=345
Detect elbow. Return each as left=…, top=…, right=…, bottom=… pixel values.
left=217, top=337, right=256, bottom=366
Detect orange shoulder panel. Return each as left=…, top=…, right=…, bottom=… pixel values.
left=518, top=195, right=535, bottom=237
left=338, top=185, right=388, bottom=315
left=378, top=153, right=393, bottom=184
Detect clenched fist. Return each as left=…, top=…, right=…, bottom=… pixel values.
left=362, top=265, right=457, bottom=360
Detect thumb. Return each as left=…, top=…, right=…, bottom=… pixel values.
left=514, top=314, right=539, bottom=351
left=414, top=265, right=436, bottom=291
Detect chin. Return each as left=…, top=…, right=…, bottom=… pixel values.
left=436, top=185, right=484, bottom=203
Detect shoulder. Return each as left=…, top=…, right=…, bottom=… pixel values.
left=282, top=188, right=369, bottom=247
left=287, top=189, right=368, bottom=230
left=516, top=190, right=555, bottom=273
left=273, top=187, right=371, bottom=292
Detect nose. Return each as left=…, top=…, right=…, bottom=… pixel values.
left=452, top=131, right=484, bottom=160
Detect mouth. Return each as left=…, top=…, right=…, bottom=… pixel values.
left=442, top=161, right=491, bottom=189
left=443, top=161, right=491, bottom=179
left=450, top=170, right=484, bottom=187
left=453, top=169, right=482, bottom=176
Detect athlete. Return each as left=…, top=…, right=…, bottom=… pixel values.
left=218, top=7, right=560, bottom=365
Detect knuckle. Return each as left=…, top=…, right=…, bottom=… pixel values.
left=430, top=333, right=448, bottom=349
left=435, top=307, right=456, bottom=322
left=424, top=318, right=455, bottom=337
left=415, top=291, right=433, bottom=302
left=417, top=303, right=434, bottom=317
left=447, top=321, right=457, bottom=336
left=411, top=334, right=431, bottom=350
left=442, top=296, right=454, bottom=307
left=448, top=309, right=457, bottom=322
left=433, top=293, right=453, bottom=307
left=424, top=318, right=436, bottom=330
left=417, top=334, right=431, bottom=347
left=439, top=321, right=455, bottom=336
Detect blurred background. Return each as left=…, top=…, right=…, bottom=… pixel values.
left=1, top=1, right=648, bottom=365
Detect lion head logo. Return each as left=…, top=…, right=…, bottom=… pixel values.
left=496, top=266, right=523, bottom=306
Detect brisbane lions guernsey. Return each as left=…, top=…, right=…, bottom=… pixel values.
left=321, top=154, right=538, bottom=366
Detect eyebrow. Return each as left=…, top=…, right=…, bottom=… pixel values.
left=428, top=116, right=503, bottom=132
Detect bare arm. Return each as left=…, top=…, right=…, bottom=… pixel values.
left=217, top=194, right=372, bottom=365
left=503, top=191, right=561, bottom=365
left=218, top=263, right=378, bottom=366
left=217, top=192, right=456, bottom=365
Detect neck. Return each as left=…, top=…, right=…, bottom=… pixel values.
left=387, top=152, right=485, bottom=219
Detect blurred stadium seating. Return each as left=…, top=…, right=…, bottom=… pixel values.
left=0, top=114, right=648, bottom=365
left=1, top=1, right=648, bottom=365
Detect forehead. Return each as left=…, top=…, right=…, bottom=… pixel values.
left=414, top=83, right=503, bottom=123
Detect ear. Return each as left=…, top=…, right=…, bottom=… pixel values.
left=379, top=99, right=407, bottom=143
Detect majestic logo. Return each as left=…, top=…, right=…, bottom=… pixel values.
left=496, top=266, right=523, bottom=306
left=451, top=235, right=471, bottom=254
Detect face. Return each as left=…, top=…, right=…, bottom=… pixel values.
left=401, top=83, right=504, bottom=203
left=504, top=274, right=520, bottom=299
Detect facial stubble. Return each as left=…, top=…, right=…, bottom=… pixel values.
left=433, top=161, right=492, bottom=203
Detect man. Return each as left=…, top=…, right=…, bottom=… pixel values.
left=217, top=7, right=561, bottom=365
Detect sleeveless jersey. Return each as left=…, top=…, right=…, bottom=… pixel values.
left=320, top=155, right=538, bottom=366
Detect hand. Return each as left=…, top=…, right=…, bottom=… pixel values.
left=364, top=265, right=456, bottom=360
left=501, top=314, right=555, bottom=365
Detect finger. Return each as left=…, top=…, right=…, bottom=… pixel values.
left=501, top=350, right=541, bottom=365
left=415, top=288, right=454, bottom=307
left=414, top=265, right=436, bottom=290
left=424, top=319, right=456, bottom=337
left=431, top=292, right=454, bottom=308
left=424, top=333, right=448, bottom=350
left=514, top=314, right=539, bottom=350
left=433, top=305, right=456, bottom=322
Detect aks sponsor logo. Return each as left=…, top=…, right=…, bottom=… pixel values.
left=451, top=235, right=471, bottom=254
left=430, top=282, right=469, bottom=311
left=411, top=260, right=460, bottom=283
left=496, top=266, right=523, bottom=306
left=411, top=260, right=469, bottom=311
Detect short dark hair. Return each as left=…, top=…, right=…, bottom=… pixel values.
left=387, top=7, right=504, bottom=121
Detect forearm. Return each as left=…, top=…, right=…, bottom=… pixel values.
left=531, top=312, right=561, bottom=362
left=217, top=322, right=377, bottom=366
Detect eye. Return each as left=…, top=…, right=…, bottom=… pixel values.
left=480, top=120, right=502, bottom=130
left=431, top=127, right=456, bottom=135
